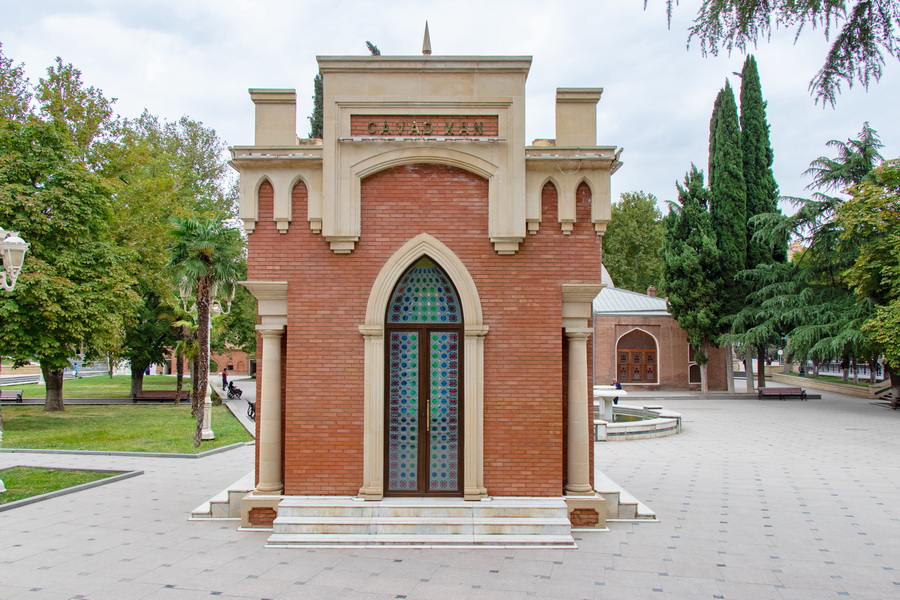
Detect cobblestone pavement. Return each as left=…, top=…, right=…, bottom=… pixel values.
left=1, top=388, right=899, bottom=599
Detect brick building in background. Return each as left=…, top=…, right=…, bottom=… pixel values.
left=231, top=49, right=622, bottom=546
left=593, top=274, right=728, bottom=391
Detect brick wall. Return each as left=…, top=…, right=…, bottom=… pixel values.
left=248, top=165, right=601, bottom=496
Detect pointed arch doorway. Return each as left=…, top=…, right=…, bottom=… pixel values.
left=385, top=257, right=463, bottom=496
left=358, top=233, right=487, bottom=501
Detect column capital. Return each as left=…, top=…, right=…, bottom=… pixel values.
left=564, top=327, right=593, bottom=340
left=257, top=324, right=285, bottom=338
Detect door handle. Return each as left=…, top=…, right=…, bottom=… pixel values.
left=426, top=398, right=431, bottom=431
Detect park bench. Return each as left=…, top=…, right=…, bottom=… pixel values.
left=0, top=390, right=23, bottom=402
left=247, top=399, right=256, bottom=421
left=758, top=387, right=807, bottom=401
left=132, top=390, right=190, bottom=403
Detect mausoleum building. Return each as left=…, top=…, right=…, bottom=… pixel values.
left=232, top=50, right=622, bottom=545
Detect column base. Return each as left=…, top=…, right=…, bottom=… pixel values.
left=565, top=493, right=607, bottom=529
left=240, top=491, right=283, bottom=529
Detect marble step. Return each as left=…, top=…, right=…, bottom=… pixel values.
left=190, top=472, right=254, bottom=520
left=268, top=496, right=575, bottom=547
left=595, top=472, right=657, bottom=522
left=272, top=515, right=572, bottom=536
left=267, top=532, right=576, bottom=548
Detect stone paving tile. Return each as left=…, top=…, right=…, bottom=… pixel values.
left=2, top=391, right=900, bottom=599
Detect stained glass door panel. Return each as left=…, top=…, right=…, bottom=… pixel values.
left=429, top=332, right=459, bottom=492
left=387, top=332, right=419, bottom=492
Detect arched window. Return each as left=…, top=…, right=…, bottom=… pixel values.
left=385, top=257, right=463, bottom=496
left=616, top=330, right=658, bottom=384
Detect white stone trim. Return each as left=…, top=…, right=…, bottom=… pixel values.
left=358, top=234, right=488, bottom=500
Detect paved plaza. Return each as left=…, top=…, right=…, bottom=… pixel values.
left=2, top=384, right=899, bottom=599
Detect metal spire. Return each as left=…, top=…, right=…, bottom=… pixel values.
left=422, top=21, right=432, bottom=55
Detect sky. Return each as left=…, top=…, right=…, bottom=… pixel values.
left=2, top=0, right=898, bottom=215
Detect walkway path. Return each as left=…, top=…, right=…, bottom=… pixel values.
left=1, top=387, right=898, bottom=599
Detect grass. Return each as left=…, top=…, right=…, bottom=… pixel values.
left=1, top=404, right=252, bottom=453
left=19, top=374, right=192, bottom=399
left=0, top=466, right=120, bottom=505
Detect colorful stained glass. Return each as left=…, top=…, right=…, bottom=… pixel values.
left=388, top=258, right=460, bottom=324
left=388, top=331, right=419, bottom=491
left=429, top=332, right=459, bottom=490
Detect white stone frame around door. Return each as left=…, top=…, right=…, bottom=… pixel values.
left=358, top=234, right=488, bottom=500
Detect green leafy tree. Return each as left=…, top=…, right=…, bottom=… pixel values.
left=649, top=0, right=900, bottom=105
left=366, top=41, right=382, bottom=55
left=0, top=54, right=137, bottom=410
left=662, top=166, right=723, bottom=393
left=309, top=73, right=323, bottom=139
left=602, top=191, right=665, bottom=292
left=734, top=55, right=785, bottom=386
left=167, top=216, right=243, bottom=446
left=0, top=43, right=30, bottom=121
left=708, top=81, right=747, bottom=390
left=738, top=123, right=884, bottom=380
left=837, top=159, right=900, bottom=402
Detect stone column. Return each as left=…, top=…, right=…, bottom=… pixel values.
left=256, top=325, right=285, bottom=494
left=565, top=328, right=593, bottom=495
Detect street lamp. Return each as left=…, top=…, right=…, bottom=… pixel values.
left=0, top=227, right=29, bottom=493
left=0, top=228, right=30, bottom=292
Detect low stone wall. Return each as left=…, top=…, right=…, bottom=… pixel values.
left=594, top=406, right=682, bottom=442
left=770, top=373, right=886, bottom=398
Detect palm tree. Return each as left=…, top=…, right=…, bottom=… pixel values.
left=167, top=216, right=243, bottom=446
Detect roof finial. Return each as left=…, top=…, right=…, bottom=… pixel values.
left=422, top=21, right=432, bottom=56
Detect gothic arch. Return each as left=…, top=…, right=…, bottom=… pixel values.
left=358, top=233, right=488, bottom=500
left=614, top=328, right=659, bottom=385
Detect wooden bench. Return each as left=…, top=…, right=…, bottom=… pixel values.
left=133, top=390, right=190, bottom=403
left=0, top=390, right=23, bottom=402
left=758, top=387, right=807, bottom=401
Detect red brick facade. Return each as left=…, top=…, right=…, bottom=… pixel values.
left=248, top=164, right=601, bottom=497
left=593, top=316, right=728, bottom=391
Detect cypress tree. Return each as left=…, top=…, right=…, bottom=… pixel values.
left=662, top=166, right=722, bottom=393
left=308, top=73, right=323, bottom=139
left=708, top=81, right=747, bottom=319
left=740, top=55, right=783, bottom=267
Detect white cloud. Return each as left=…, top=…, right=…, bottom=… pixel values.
left=2, top=0, right=897, bottom=212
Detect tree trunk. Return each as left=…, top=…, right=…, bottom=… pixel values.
left=869, top=358, right=877, bottom=385
left=744, top=346, right=755, bottom=394
left=41, top=364, right=65, bottom=411
left=783, top=352, right=793, bottom=375
left=175, top=351, right=184, bottom=406
left=886, top=365, right=900, bottom=409
left=725, top=342, right=735, bottom=393
left=813, top=358, right=820, bottom=377
left=852, top=358, right=859, bottom=385
left=700, top=361, right=709, bottom=395
left=193, top=276, right=212, bottom=447
left=757, top=347, right=766, bottom=389
left=842, top=355, right=850, bottom=383
left=130, top=367, right=145, bottom=398
left=107, top=354, right=114, bottom=378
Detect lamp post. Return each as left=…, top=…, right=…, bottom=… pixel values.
left=0, top=228, right=29, bottom=291
left=0, top=227, right=30, bottom=493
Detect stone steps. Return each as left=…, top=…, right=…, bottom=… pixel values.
left=595, top=473, right=657, bottom=522
left=190, top=472, right=254, bottom=520
left=267, top=496, right=576, bottom=547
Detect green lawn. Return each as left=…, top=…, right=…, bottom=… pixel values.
left=20, top=374, right=193, bottom=399
left=791, top=372, right=879, bottom=387
left=1, top=404, right=252, bottom=453
left=0, top=466, right=121, bottom=505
